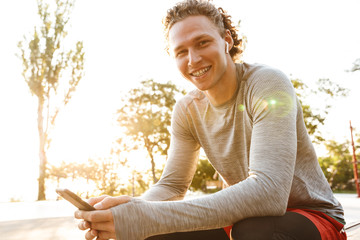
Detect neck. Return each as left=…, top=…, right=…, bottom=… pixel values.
left=204, top=61, right=237, bottom=106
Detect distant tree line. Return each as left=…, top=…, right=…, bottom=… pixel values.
left=47, top=157, right=150, bottom=198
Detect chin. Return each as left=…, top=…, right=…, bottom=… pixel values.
left=193, top=83, right=211, bottom=92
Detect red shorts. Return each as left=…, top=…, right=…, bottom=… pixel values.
left=223, top=208, right=347, bottom=240
left=287, top=208, right=346, bottom=240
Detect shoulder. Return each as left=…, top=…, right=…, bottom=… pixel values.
left=239, top=63, right=297, bottom=120
left=240, top=62, right=289, bottom=82
left=171, top=89, right=206, bottom=137
left=174, top=88, right=207, bottom=114
left=238, top=63, right=294, bottom=98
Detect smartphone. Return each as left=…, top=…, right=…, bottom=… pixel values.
left=56, top=188, right=95, bottom=211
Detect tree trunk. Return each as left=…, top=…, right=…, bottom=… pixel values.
left=37, top=98, right=47, bottom=201
left=149, top=152, right=158, bottom=184
left=132, top=170, right=135, bottom=197
left=144, top=137, right=158, bottom=184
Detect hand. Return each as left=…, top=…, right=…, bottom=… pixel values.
left=75, top=195, right=132, bottom=240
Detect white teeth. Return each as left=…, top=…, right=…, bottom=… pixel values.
left=191, top=66, right=210, bottom=77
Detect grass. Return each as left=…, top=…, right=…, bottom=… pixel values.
left=333, top=189, right=357, bottom=194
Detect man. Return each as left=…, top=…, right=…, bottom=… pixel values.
left=75, top=1, right=346, bottom=239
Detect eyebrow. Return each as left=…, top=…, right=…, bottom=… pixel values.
left=173, top=34, right=212, bottom=53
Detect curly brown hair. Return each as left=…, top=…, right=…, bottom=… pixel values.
left=163, top=0, right=243, bottom=62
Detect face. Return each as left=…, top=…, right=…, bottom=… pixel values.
left=169, top=15, right=233, bottom=92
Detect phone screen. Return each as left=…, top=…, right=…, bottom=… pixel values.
left=56, top=188, right=95, bottom=211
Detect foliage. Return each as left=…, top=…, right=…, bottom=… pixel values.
left=291, top=78, right=348, bottom=143
left=93, top=157, right=125, bottom=196
left=292, top=78, right=356, bottom=191
left=17, top=0, right=84, bottom=200
left=45, top=132, right=156, bottom=197
left=350, top=58, right=360, bottom=72
left=47, top=161, right=68, bottom=187
left=190, top=158, right=218, bottom=192
left=10, top=197, right=23, bottom=203
left=77, top=159, right=98, bottom=184
left=128, top=170, right=150, bottom=197
left=116, top=79, right=186, bottom=184
left=47, top=158, right=125, bottom=197
left=318, top=138, right=359, bottom=191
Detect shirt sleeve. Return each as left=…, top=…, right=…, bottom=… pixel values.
left=111, top=67, right=298, bottom=240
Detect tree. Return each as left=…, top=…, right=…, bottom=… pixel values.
left=190, top=158, right=217, bottom=192
left=47, top=161, right=68, bottom=188
left=76, top=160, right=98, bottom=198
left=117, top=79, right=185, bottom=184
left=17, top=0, right=85, bottom=200
left=318, top=139, right=359, bottom=191
left=96, top=158, right=121, bottom=196
left=350, top=58, right=360, bottom=72
left=291, top=78, right=348, bottom=143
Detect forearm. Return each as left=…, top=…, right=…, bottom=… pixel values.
left=140, top=181, right=188, bottom=201
left=112, top=175, right=290, bottom=240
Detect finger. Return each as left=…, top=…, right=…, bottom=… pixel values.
left=75, top=209, right=113, bottom=222
left=91, top=229, right=99, bottom=237
left=88, top=195, right=109, bottom=206
left=74, top=210, right=81, bottom=219
left=96, top=237, right=108, bottom=240
left=94, top=195, right=131, bottom=210
left=90, top=221, right=115, bottom=232
left=97, top=230, right=116, bottom=240
left=85, top=229, right=97, bottom=240
left=78, top=220, right=90, bottom=230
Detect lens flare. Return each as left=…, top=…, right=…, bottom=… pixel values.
left=269, top=99, right=277, bottom=105
left=262, top=91, right=294, bottom=118
left=238, top=104, right=245, bottom=112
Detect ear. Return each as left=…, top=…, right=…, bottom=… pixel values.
left=224, top=29, right=234, bottom=52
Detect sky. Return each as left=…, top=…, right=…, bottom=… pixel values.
left=0, top=0, right=359, bottom=202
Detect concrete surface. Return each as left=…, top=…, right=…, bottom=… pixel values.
left=0, top=217, right=83, bottom=240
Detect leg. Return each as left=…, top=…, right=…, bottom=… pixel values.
left=231, top=211, right=321, bottom=240
left=145, top=228, right=229, bottom=240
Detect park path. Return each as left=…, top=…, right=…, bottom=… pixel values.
left=0, top=193, right=359, bottom=240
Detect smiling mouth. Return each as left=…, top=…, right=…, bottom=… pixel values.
left=190, top=66, right=211, bottom=77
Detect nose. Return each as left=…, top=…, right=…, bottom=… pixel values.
left=188, top=49, right=201, bottom=67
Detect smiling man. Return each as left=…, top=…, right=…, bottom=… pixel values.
left=169, top=14, right=237, bottom=106
left=75, top=1, right=347, bottom=239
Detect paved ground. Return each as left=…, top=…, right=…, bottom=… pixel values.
left=0, top=217, right=83, bottom=240
left=335, top=193, right=360, bottom=225
left=0, top=193, right=359, bottom=240
left=337, top=194, right=360, bottom=239
left=0, top=200, right=83, bottom=240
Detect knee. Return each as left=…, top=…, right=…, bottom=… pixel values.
left=231, top=219, right=256, bottom=240
left=231, top=217, right=273, bottom=240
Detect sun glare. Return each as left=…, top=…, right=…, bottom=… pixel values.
left=1, top=0, right=360, bottom=202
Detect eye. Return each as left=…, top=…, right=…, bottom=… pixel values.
left=199, top=40, right=209, bottom=47
left=175, top=49, right=187, bottom=58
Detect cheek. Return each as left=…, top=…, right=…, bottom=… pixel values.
left=176, top=58, right=187, bottom=75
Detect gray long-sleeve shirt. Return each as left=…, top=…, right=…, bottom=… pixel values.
left=111, top=62, right=344, bottom=240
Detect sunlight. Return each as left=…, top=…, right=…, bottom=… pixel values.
left=1, top=0, right=360, bottom=203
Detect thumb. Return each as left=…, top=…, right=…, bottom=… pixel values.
left=87, top=195, right=109, bottom=206
left=94, top=196, right=132, bottom=210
